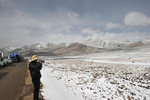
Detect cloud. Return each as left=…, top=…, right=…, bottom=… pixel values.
left=0, top=0, right=12, bottom=7
left=0, top=10, right=87, bottom=47
left=124, top=12, right=150, bottom=26
left=40, top=33, right=85, bottom=45
left=81, top=28, right=100, bottom=35
left=106, top=22, right=122, bottom=29
left=0, top=0, right=150, bottom=47
left=67, top=12, right=79, bottom=19
left=81, top=28, right=150, bottom=43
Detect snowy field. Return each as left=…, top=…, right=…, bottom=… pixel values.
left=41, top=51, right=150, bottom=100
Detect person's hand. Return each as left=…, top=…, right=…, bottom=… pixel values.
left=37, top=59, right=44, bottom=64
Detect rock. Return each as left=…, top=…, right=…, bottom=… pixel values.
left=103, top=74, right=109, bottom=78
left=138, top=85, right=150, bottom=89
left=120, top=85, right=125, bottom=89
left=93, top=91, right=97, bottom=94
left=130, top=92, right=136, bottom=96
left=110, top=80, right=117, bottom=84
left=90, top=87, right=93, bottom=90
left=117, top=89, right=122, bottom=94
left=91, top=78, right=96, bottom=83
left=132, top=61, right=135, bottom=63
left=102, top=96, right=105, bottom=98
left=130, top=83, right=136, bottom=86
left=127, top=96, right=131, bottom=100
left=92, top=73, right=100, bottom=78
left=122, top=95, right=126, bottom=100
left=143, top=86, right=150, bottom=89
left=107, top=98, right=110, bottom=100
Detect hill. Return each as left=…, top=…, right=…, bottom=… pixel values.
left=2, top=39, right=150, bottom=57
left=53, top=43, right=109, bottom=56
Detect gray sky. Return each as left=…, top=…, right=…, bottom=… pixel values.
left=0, top=0, right=150, bottom=47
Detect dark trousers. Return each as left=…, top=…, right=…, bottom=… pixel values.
left=32, top=77, right=40, bottom=100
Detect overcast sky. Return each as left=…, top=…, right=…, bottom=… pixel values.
left=0, top=0, right=150, bottom=47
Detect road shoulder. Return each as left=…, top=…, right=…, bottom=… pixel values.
left=19, top=61, right=43, bottom=100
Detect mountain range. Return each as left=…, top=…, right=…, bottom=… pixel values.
left=1, top=39, right=150, bottom=57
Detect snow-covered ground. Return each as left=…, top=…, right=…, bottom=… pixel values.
left=41, top=66, right=84, bottom=100
left=41, top=50, right=150, bottom=100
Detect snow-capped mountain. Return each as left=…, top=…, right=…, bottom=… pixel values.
left=10, top=42, right=66, bottom=56
left=53, top=43, right=107, bottom=56
left=83, top=38, right=149, bottom=49
left=2, top=38, right=150, bottom=57
left=83, top=39, right=123, bottom=49
left=23, top=42, right=66, bottom=50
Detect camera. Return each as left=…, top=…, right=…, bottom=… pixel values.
left=38, top=59, right=45, bottom=63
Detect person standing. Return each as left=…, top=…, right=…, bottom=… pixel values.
left=29, top=55, right=43, bottom=100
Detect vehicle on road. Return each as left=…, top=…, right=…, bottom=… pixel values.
left=0, top=52, right=4, bottom=67
left=0, top=52, right=13, bottom=67
left=3, top=58, right=12, bottom=66
left=3, top=58, right=9, bottom=66
left=8, top=58, right=13, bottom=64
left=9, top=53, right=22, bottom=63
left=0, top=60, right=4, bottom=67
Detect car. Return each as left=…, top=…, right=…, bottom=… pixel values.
left=9, top=53, right=23, bottom=63
left=3, top=58, right=9, bottom=66
left=0, top=58, right=4, bottom=67
left=7, top=58, right=12, bottom=64
left=0, top=61, right=4, bottom=67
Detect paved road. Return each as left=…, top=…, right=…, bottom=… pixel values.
left=0, top=62, right=26, bottom=100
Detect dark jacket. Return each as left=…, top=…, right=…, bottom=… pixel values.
left=29, top=61, right=42, bottom=79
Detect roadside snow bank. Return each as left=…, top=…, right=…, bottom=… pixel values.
left=41, top=66, right=84, bottom=100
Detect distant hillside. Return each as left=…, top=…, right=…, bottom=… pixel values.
left=125, top=41, right=144, bottom=49
left=12, top=42, right=66, bottom=56
left=53, top=43, right=110, bottom=56
left=83, top=38, right=150, bottom=50
left=11, top=42, right=110, bottom=57
left=83, top=39, right=128, bottom=49
left=2, top=40, right=150, bottom=57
